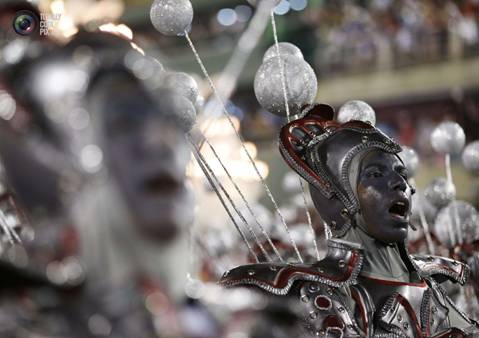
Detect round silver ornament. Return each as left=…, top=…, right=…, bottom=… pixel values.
left=424, top=177, right=455, bottom=209
left=336, top=100, right=376, bottom=126
left=128, top=56, right=164, bottom=85
left=398, top=146, right=419, bottom=177
left=162, top=72, right=199, bottom=105
left=433, top=200, right=479, bottom=248
left=254, top=55, right=317, bottom=116
left=462, top=141, right=479, bottom=175
left=263, top=42, right=304, bottom=63
left=150, top=0, right=193, bottom=36
left=246, top=0, right=281, bottom=8
left=124, top=51, right=164, bottom=76
left=158, top=90, right=196, bottom=132
left=430, top=121, right=465, bottom=155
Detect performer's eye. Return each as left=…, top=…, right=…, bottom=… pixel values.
left=368, top=171, right=383, bottom=178
left=395, top=166, right=409, bottom=180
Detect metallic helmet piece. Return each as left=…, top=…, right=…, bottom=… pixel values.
left=279, top=104, right=402, bottom=237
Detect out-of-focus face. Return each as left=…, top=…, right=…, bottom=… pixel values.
left=91, top=72, right=193, bottom=242
left=356, top=151, right=412, bottom=244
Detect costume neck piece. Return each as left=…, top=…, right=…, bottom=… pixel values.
left=342, top=223, right=410, bottom=282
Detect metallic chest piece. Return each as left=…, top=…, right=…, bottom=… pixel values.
left=361, top=277, right=452, bottom=337
left=299, top=282, right=361, bottom=337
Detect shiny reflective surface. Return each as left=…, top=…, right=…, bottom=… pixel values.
left=357, top=151, right=412, bottom=244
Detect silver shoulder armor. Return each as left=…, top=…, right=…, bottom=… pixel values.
left=219, top=239, right=363, bottom=296
left=412, top=254, right=470, bottom=285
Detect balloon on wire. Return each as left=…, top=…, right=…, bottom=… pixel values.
left=462, top=141, right=479, bottom=175
left=254, top=54, right=318, bottom=116
left=263, top=42, right=304, bottom=62
left=424, top=177, right=455, bottom=209
left=162, top=72, right=200, bottom=105
left=149, top=0, right=306, bottom=262
left=336, top=100, right=376, bottom=126
left=398, top=146, right=419, bottom=177
left=157, top=89, right=197, bottom=132
left=124, top=52, right=164, bottom=83
left=433, top=200, right=479, bottom=248
left=430, top=121, right=466, bottom=155
left=150, top=0, right=193, bottom=36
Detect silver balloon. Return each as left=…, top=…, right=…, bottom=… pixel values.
left=263, top=42, right=304, bottom=63
left=254, top=55, right=318, bottom=116
left=433, top=200, right=479, bottom=248
left=162, top=72, right=199, bottom=104
left=246, top=0, right=281, bottom=7
left=424, top=177, right=455, bottom=209
left=336, top=100, right=376, bottom=126
left=150, top=0, right=193, bottom=36
left=125, top=54, right=163, bottom=83
left=398, top=146, right=419, bottom=177
left=430, top=121, right=465, bottom=155
left=158, top=90, right=196, bottom=132
left=462, top=141, right=479, bottom=175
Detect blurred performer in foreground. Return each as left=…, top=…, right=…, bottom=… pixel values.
left=221, top=105, right=479, bottom=337
left=72, top=38, right=197, bottom=337
left=2, top=26, right=314, bottom=338
left=1, top=30, right=213, bottom=337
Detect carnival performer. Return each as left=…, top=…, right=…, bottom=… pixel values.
left=3, top=24, right=311, bottom=337
left=220, top=104, right=479, bottom=337
left=0, top=30, right=217, bottom=337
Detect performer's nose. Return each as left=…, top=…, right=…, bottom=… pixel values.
left=139, top=120, right=171, bottom=157
left=389, top=173, right=407, bottom=192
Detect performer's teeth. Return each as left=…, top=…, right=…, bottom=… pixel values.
left=389, top=202, right=407, bottom=217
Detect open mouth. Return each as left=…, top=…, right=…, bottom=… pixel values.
left=143, top=175, right=181, bottom=195
left=388, top=201, right=409, bottom=218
